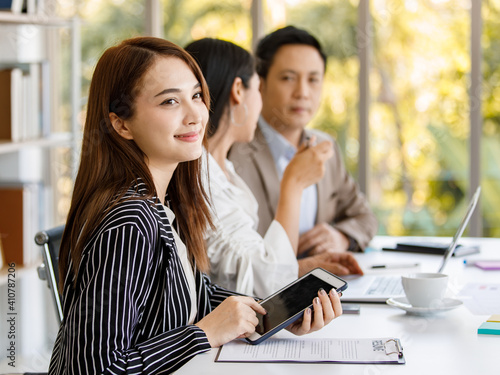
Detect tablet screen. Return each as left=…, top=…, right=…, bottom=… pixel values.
left=255, top=274, right=342, bottom=335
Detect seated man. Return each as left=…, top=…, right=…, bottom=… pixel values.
left=229, top=26, right=377, bottom=256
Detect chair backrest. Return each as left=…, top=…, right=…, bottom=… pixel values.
left=35, top=225, right=65, bottom=324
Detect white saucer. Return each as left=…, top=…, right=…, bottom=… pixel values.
left=386, top=296, right=463, bottom=315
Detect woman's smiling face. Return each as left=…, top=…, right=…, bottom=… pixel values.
left=122, top=56, right=209, bottom=170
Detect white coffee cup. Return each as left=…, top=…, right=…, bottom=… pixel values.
left=401, top=273, right=448, bottom=308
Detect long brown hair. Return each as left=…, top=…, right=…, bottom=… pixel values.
left=59, top=37, right=213, bottom=292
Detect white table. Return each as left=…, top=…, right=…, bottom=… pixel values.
left=177, top=236, right=500, bottom=375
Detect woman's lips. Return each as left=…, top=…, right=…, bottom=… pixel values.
left=174, top=131, right=200, bottom=142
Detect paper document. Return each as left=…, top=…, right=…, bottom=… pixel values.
left=216, top=338, right=405, bottom=364
left=459, top=283, right=500, bottom=315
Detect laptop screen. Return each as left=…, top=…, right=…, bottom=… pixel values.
left=438, top=186, right=481, bottom=273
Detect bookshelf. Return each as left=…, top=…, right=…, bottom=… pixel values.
left=0, top=5, right=81, bottom=267
left=0, top=133, right=73, bottom=155
left=0, top=11, right=69, bottom=26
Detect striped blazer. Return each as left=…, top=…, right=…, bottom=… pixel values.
left=49, top=181, right=236, bottom=374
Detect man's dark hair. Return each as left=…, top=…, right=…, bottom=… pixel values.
left=255, top=25, right=327, bottom=79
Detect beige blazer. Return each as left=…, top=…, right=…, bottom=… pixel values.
left=228, top=125, right=378, bottom=251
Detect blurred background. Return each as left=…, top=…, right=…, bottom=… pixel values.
left=54, top=0, right=500, bottom=238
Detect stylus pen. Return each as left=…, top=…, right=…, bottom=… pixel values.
left=371, top=263, right=420, bottom=269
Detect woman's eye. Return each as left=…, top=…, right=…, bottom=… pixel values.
left=161, top=98, right=176, bottom=105
left=193, top=92, right=203, bottom=100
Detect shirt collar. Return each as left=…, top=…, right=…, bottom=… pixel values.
left=162, top=203, right=176, bottom=224
left=127, top=177, right=168, bottom=209
left=204, top=148, right=235, bottom=190
left=258, top=116, right=296, bottom=162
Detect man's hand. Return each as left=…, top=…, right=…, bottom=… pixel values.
left=282, top=139, right=333, bottom=191
left=298, top=252, right=364, bottom=277
left=298, top=223, right=350, bottom=256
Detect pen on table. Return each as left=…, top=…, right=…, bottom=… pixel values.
left=463, top=259, right=499, bottom=267
left=370, top=263, right=420, bottom=269
left=463, top=259, right=477, bottom=267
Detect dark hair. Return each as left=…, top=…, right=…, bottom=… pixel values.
left=59, top=37, right=213, bottom=291
left=185, top=38, right=255, bottom=137
left=255, top=25, right=327, bottom=79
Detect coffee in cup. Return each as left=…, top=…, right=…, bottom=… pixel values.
left=401, top=273, right=448, bottom=308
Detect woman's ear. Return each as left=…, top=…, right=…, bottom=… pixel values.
left=229, top=77, right=244, bottom=105
left=109, top=112, right=133, bottom=140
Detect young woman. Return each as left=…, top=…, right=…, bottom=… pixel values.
left=185, top=38, right=362, bottom=298
left=49, top=37, right=342, bottom=375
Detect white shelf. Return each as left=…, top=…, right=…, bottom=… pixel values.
left=0, top=11, right=69, bottom=26
left=0, top=133, right=73, bottom=155
left=0, top=3, right=81, bottom=265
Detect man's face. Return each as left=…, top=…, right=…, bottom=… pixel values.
left=260, top=44, right=325, bottom=133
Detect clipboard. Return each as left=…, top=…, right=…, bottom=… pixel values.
left=215, top=337, right=405, bottom=365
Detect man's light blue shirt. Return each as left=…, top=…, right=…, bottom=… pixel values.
left=259, top=117, right=318, bottom=235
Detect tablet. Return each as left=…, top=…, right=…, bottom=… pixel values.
left=246, top=268, right=348, bottom=345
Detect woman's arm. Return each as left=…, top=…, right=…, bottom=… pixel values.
left=275, top=140, right=333, bottom=252
left=205, top=155, right=299, bottom=297
left=207, top=209, right=298, bottom=297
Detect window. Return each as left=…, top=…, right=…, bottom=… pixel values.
left=162, top=0, right=252, bottom=49
left=262, top=0, right=497, bottom=237
left=265, top=0, right=360, bottom=174
left=481, top=0, right=500, bottom=237
left=370, top=0, right=470, bottom=236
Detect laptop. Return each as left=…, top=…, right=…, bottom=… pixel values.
left=342, top=186, right=481, bottom=303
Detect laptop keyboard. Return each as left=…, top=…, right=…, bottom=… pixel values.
left=366, top=276, right=404, bottom=296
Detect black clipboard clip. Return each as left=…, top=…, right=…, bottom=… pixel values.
left=384, top=338, right=404, bottom=358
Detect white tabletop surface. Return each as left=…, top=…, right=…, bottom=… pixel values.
left=177, top=236, right=500, bottom=375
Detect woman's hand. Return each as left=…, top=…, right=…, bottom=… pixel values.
left=282, top=138, right=333, bottom=191
left=195, top=296, right=266, bottom=348
left=298, top=223, right=350, bottom=255
left=287, top=288, right=343, bottom=336
left=298, top=252, right=364, bottom=277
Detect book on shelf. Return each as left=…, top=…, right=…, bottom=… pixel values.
left=0, top=184, right=41, bottom=266
left=0, top=0, right=23, bottom=13
left=0, top=0, right=37, bottom=14
left=0, top=235, right=4, bottom=269
left=0, top=67, right=22, bottom=142
left=0, top=65, right=42, bottom=143
left=24, top=0, right=36, bottom=14
left=22, top=63, right=42, bottom=140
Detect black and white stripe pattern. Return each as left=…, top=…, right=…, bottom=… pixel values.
left=49, top=181, right=236, bottom=374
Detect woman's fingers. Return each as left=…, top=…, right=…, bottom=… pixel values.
left=318, top=288, right=335, bottom=324
left=288, top=286, right=344, bottom=337
left=308, top=288, right=343, bottom=333
left=195, top=296, right=264, bottom=348
left=247, top=298, right=267, bottom=316
left=330, top=288, right=343, bottom=317
left=293, top=307, right=312, bottom=335
left=310, top=296, right=325, bottom=331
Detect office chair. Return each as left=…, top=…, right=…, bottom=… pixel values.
left=35, top=225, right=65, bottom=324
